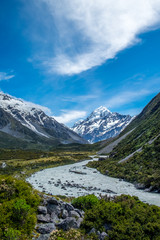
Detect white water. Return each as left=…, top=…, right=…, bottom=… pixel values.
left=27, top=156, right=160, bottom=207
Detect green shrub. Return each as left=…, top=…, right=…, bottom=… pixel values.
left=0, top=176, right=40, bottom=240
left=80, top=195, right=160, bottom=240
left=72, top=195, right=99, bottom=210
left=4, top=228, right=21, bottom=240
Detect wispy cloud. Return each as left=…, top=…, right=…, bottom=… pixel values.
left=53, top=110, right=86, bottom=124
left=41, top=0, right=160, bottom=75
left=106, top=89, right=153, bottom=108
left=62, top=94, right=98, bottom=103
left=0, top=72, right=15, bottom=81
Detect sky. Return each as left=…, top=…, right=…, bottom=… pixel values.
left=0, top=0, right=160, bottom=126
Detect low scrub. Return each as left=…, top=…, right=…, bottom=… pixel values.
left=0, top=176, right=40, bottom=240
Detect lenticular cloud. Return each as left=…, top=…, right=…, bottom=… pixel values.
left=42, top=0, right=160, bottom=75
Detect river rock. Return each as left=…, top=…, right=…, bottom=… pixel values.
left=36, top=223, right=56, bottom=234
left=135, top=183, right=145, bottom=190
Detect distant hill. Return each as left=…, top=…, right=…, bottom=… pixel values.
left=72, top=106, right=133, bottom=143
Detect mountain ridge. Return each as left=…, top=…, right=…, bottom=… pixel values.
left=0, top=92, right=87, bottom=149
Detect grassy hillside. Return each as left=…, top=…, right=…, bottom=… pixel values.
left=89, top=93, right=160, bottom=190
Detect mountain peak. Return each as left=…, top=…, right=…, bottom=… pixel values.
left=89, top=106, right=111, bottom=121
left=71, top=107, right=133, bottom=143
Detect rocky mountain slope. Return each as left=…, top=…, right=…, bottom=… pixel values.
left=72, top=106, right=133, bottom=143
left=0, top=92, right=87, bottom=149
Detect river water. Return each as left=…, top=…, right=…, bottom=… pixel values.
left=27, top=156, right=160, bottom=207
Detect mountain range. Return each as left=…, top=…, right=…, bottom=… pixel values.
left=71, top=106, right=133, bottom=143
left=0, top=92, right=87, bottom=149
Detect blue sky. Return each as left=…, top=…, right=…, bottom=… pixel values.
left=0, top=0, right=160, bottom=126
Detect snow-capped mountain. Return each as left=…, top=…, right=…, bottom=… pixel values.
left=0, top=92, right=87, bottom=147
left=71, top=106, right=133, bottom=143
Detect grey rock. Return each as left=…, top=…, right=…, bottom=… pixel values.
left=135, top=183, right=145, bottom=190
left=57, top=217, right=79, bottom=231
left=37, top=234, right=50, bottom=240
left=37, top=214, right=51, bottom=223
left=69, top=210, right=80, bottom=218
left=47, top=197, right=59, bottom=205
left=99, top=232, right=108, bottom=240
left=50, top=212, right=59, bottom=223
left=77, top=217, right=83, bottom=228
left=38, top=206, right=48, bottom=215
left=65, top=203, right=74, bottom=212
left=74, top=209, right=84, bottom=218
left=47, top=203, right=61, bottom=215
left=62, top=209, right=68, bottom=219
left=89, top=228, right=96, bottom=234
left=36, top=223, right=56, bottom=234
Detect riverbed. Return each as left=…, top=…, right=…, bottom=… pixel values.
left=27, top=156, right=160, bottom=207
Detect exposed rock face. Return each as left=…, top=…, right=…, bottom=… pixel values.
left=72, top=106, right=133, bottom=143
left=0, top=92, right=87, bottom=147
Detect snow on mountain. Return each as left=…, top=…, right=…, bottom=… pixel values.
left=0, top=92, right=87, bottom=144
left=71, top=106, right=133, bottom=143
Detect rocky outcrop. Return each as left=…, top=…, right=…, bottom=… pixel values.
left=35, top=196, right=84, bottom=240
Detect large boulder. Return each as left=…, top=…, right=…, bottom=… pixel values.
left=57, top=217, right=79, bottom=231
left=47, top=197, right=59, bottom=205
left=36, top=223, right=56, bottom=234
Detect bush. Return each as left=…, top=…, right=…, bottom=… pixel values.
left=0, top=176, right=40, bottom=240
left=72, top=195, right=99, bottom=210
left=80, top=195, right=160, bottom=240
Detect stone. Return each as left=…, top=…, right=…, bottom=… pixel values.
left=36, top=223, right=56, bottom=234
left=65, top=203, right=74, bottom=212
left=99, top=232, right=108, bottom=240
left=50, top=212, right=59, bottom=223
left=69, top=210, right=80, bottom=218
left=47, top=197, right=59, bottom=205
left=57, top=217, right=79, bottom=231
left=135, top=183, right=145, bottom=190
left=38, top=206, right=48, bottom=215
left=37, top=234, right=50, bottom=240
left=77, top=217, right=83, bottom=228
left=89, top=228, right=96, bottom=234
left=74, top=209, right=84, bottom=218
left=62, top=209, right=68, bottom=219
left=37, top=214, right=51, bottom=223
left=47, top=204, right=61, bottom=215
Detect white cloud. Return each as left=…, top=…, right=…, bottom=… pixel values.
left=53, top=110, right=86, bottom=124
left=106, top=89, right=152, bottom=108
left=0, top=72, right=15, bottom=81
left=41, top=0, right=160, bottom=75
